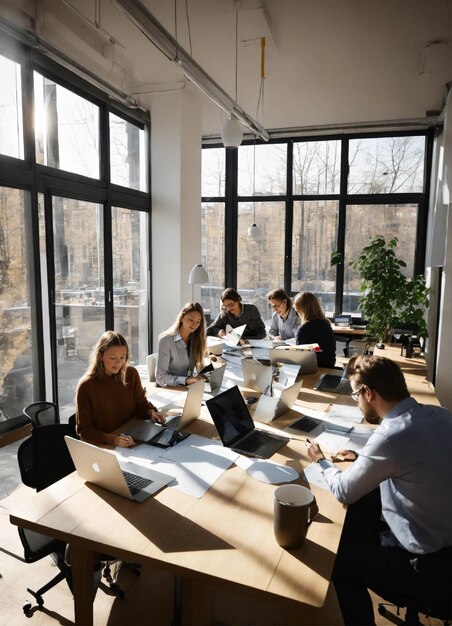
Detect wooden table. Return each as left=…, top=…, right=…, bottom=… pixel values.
left=9, top=393, right=348, bottom=626
left=9, top=354, right=439, bottom=625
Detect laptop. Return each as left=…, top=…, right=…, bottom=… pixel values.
left=333, top=314, right=353, bottom=327
left=128, top=379, right=205, bottom=442
left=286, top=414, right=353, bottom=437
left=203, top=362, right=227, bottom=395
left=269, top=347, right=318, bottom=373
left=242, top=359, right=274, bottom=394
left=206, top=385, right=289, bottom=459
left=314, top=370, right=353, bottom=395
left=253, top=379, right=303, bottom=424
left=64, top=436, right=175, bottom=503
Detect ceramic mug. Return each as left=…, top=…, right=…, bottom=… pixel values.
left=273, top=484, right=319, bottom=549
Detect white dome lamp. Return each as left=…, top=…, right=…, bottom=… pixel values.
left=247, top=222, right=261, bottom=240
left=221, top=117, right=243, bottom=148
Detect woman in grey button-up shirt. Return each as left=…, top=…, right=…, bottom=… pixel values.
left=156, top=302, right=207, bottom=387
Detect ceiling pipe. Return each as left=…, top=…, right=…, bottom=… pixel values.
left=112, top=0, right=270, bottom=142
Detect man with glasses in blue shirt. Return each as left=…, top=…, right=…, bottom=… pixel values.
left=307, top=355, right=452, bottom=626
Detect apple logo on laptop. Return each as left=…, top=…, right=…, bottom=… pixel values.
left=92, top=462, right=100, bottom=473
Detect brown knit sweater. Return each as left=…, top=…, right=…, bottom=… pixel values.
left=76, top=366, right=153, bottom=446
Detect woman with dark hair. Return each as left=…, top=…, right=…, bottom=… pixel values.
left=206, top=287, right=266, bottom=340
left=294, top=292, right=336, bottom=368
left=76, top=331, right=164, bottom=447
left=156, top=302, right=207, bottom=387
left=267, top=288, right=300, bottom=341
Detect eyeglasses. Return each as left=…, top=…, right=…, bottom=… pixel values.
left=350, top=386, right=364, bottom=401
left=270, top=300, right=285, bottom=310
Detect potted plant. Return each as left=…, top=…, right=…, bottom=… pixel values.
left=332, top=236, right=429, bottom=345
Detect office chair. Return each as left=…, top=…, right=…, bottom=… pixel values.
left=377, top=546, right=452, bottom=625
left=23, top=401, right=60, bottom=426
left=17, top=419, right=126, bottom=615
left=146, top=353, right=157, bottom=382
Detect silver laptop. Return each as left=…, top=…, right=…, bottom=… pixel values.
left=127, top=379, right=205, bottom=441
left=269, top=348, right=318, bottom=373
left=242, top=359, right=273, bottom=394
left=253, top=379, right=303, bottom=424
left=64, top=436, right=175, bottom=503
left=164, top=378, right=205, bottom=430
left=204, top=362, right=227, bottom=395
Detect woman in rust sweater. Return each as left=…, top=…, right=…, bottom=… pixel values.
left=76, top=331, right=164, bottom=447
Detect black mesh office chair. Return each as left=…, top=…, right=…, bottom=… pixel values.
left=17, top=417, right=125, bottom=615
left=377, top=547, right=452, bottom=625
left=23, top=401, right=60, bottom=426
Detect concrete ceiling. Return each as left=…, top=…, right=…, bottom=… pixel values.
left=2, top=0, right=452, bottom=137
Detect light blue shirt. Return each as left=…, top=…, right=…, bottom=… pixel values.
left=156, top=333, right=192, bottom=387
left=268, top=307, right=301, bottom=340
left=319, top=397, right=452, bottom=554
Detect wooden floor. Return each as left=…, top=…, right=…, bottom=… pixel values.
left=0, top=486, right=444, bottom=626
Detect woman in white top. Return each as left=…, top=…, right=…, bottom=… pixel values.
left=267, top=288, right=300, bottom=341
left=156, top=302, right=207, bottom=387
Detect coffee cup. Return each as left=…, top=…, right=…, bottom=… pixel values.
left=273, top=484, right=319, bottom=549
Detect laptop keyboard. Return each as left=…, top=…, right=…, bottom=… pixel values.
left=290, top=415, right=322, bottom=433
left=123, top=470, right=153, bottom=496
left=239, top=430, right=275, bottom=453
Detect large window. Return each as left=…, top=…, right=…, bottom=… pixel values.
left=34, top=72, right=100, bottom=178
left=201, top=131, right=430, bottom=320
left=0, top=188, right=33, bottom=418
left=0, top=41, right=151, bottom=419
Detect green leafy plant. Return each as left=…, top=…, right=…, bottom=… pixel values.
left=347, top=236, right=429, bottom=343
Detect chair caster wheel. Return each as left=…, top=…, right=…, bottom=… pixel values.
left=378, top=605, right=386, bottom=616
left=23, top=601, right=32, bottom=615
left=132, top=565, right=141, bottom=576
left=118, top=589, right=125, bottom=599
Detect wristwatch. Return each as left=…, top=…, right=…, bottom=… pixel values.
left=316, top=456, right=325, bottom=463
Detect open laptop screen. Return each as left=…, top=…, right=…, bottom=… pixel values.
left=206, top=386, right=254, bottom=448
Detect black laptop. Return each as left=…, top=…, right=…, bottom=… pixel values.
left=314, top=370, right=353, bottom=395
left=206, top=386, right=288, bottom=459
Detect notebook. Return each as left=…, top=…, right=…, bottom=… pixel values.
left=314, top=372, right=352, bottom=395
left=206, top=385, right=289, bottom=459
left=269, top=347, right=318, bottom=373
left=64, top=436, right=175, bottom=502
left=253, top=379, right=303, bottom=424
left=224, top=324, right=247, bottom=347
left=242, top=359, right=274, bottom=394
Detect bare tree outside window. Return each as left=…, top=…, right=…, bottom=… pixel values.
left=293, top=140, right=341, bottom=195
left=202, top=148, right=225, bottom=197
left=348, top=136, right=425, bottom=194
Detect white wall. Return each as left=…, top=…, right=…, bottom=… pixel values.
left=433, top=89, right=452, bottom=409
left=150, top=85, right=202, bottom=349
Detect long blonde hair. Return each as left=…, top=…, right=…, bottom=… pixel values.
left=77, top=331, right=129, bottom=388
left=294, top=292, right=330, bottom=325
left=161, top=302, right=206, bottom=373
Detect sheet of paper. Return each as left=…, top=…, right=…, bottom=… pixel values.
left=327, top=403, right=363, bottom=423
left=247, top=339, right=274, bottom=349
left=153, top=434, right=238, bottom=498
left=314, top=431, right=350, bottom=452
left=302, top=462, right=331, bottom=491
left=147, top=389, right=179, bottom=410
left=234, top=456, right=299, bottom=484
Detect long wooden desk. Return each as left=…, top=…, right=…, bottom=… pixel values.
left=9, top=352, right=439, bottom=625
left=9, top=375, right=349, bottom=626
